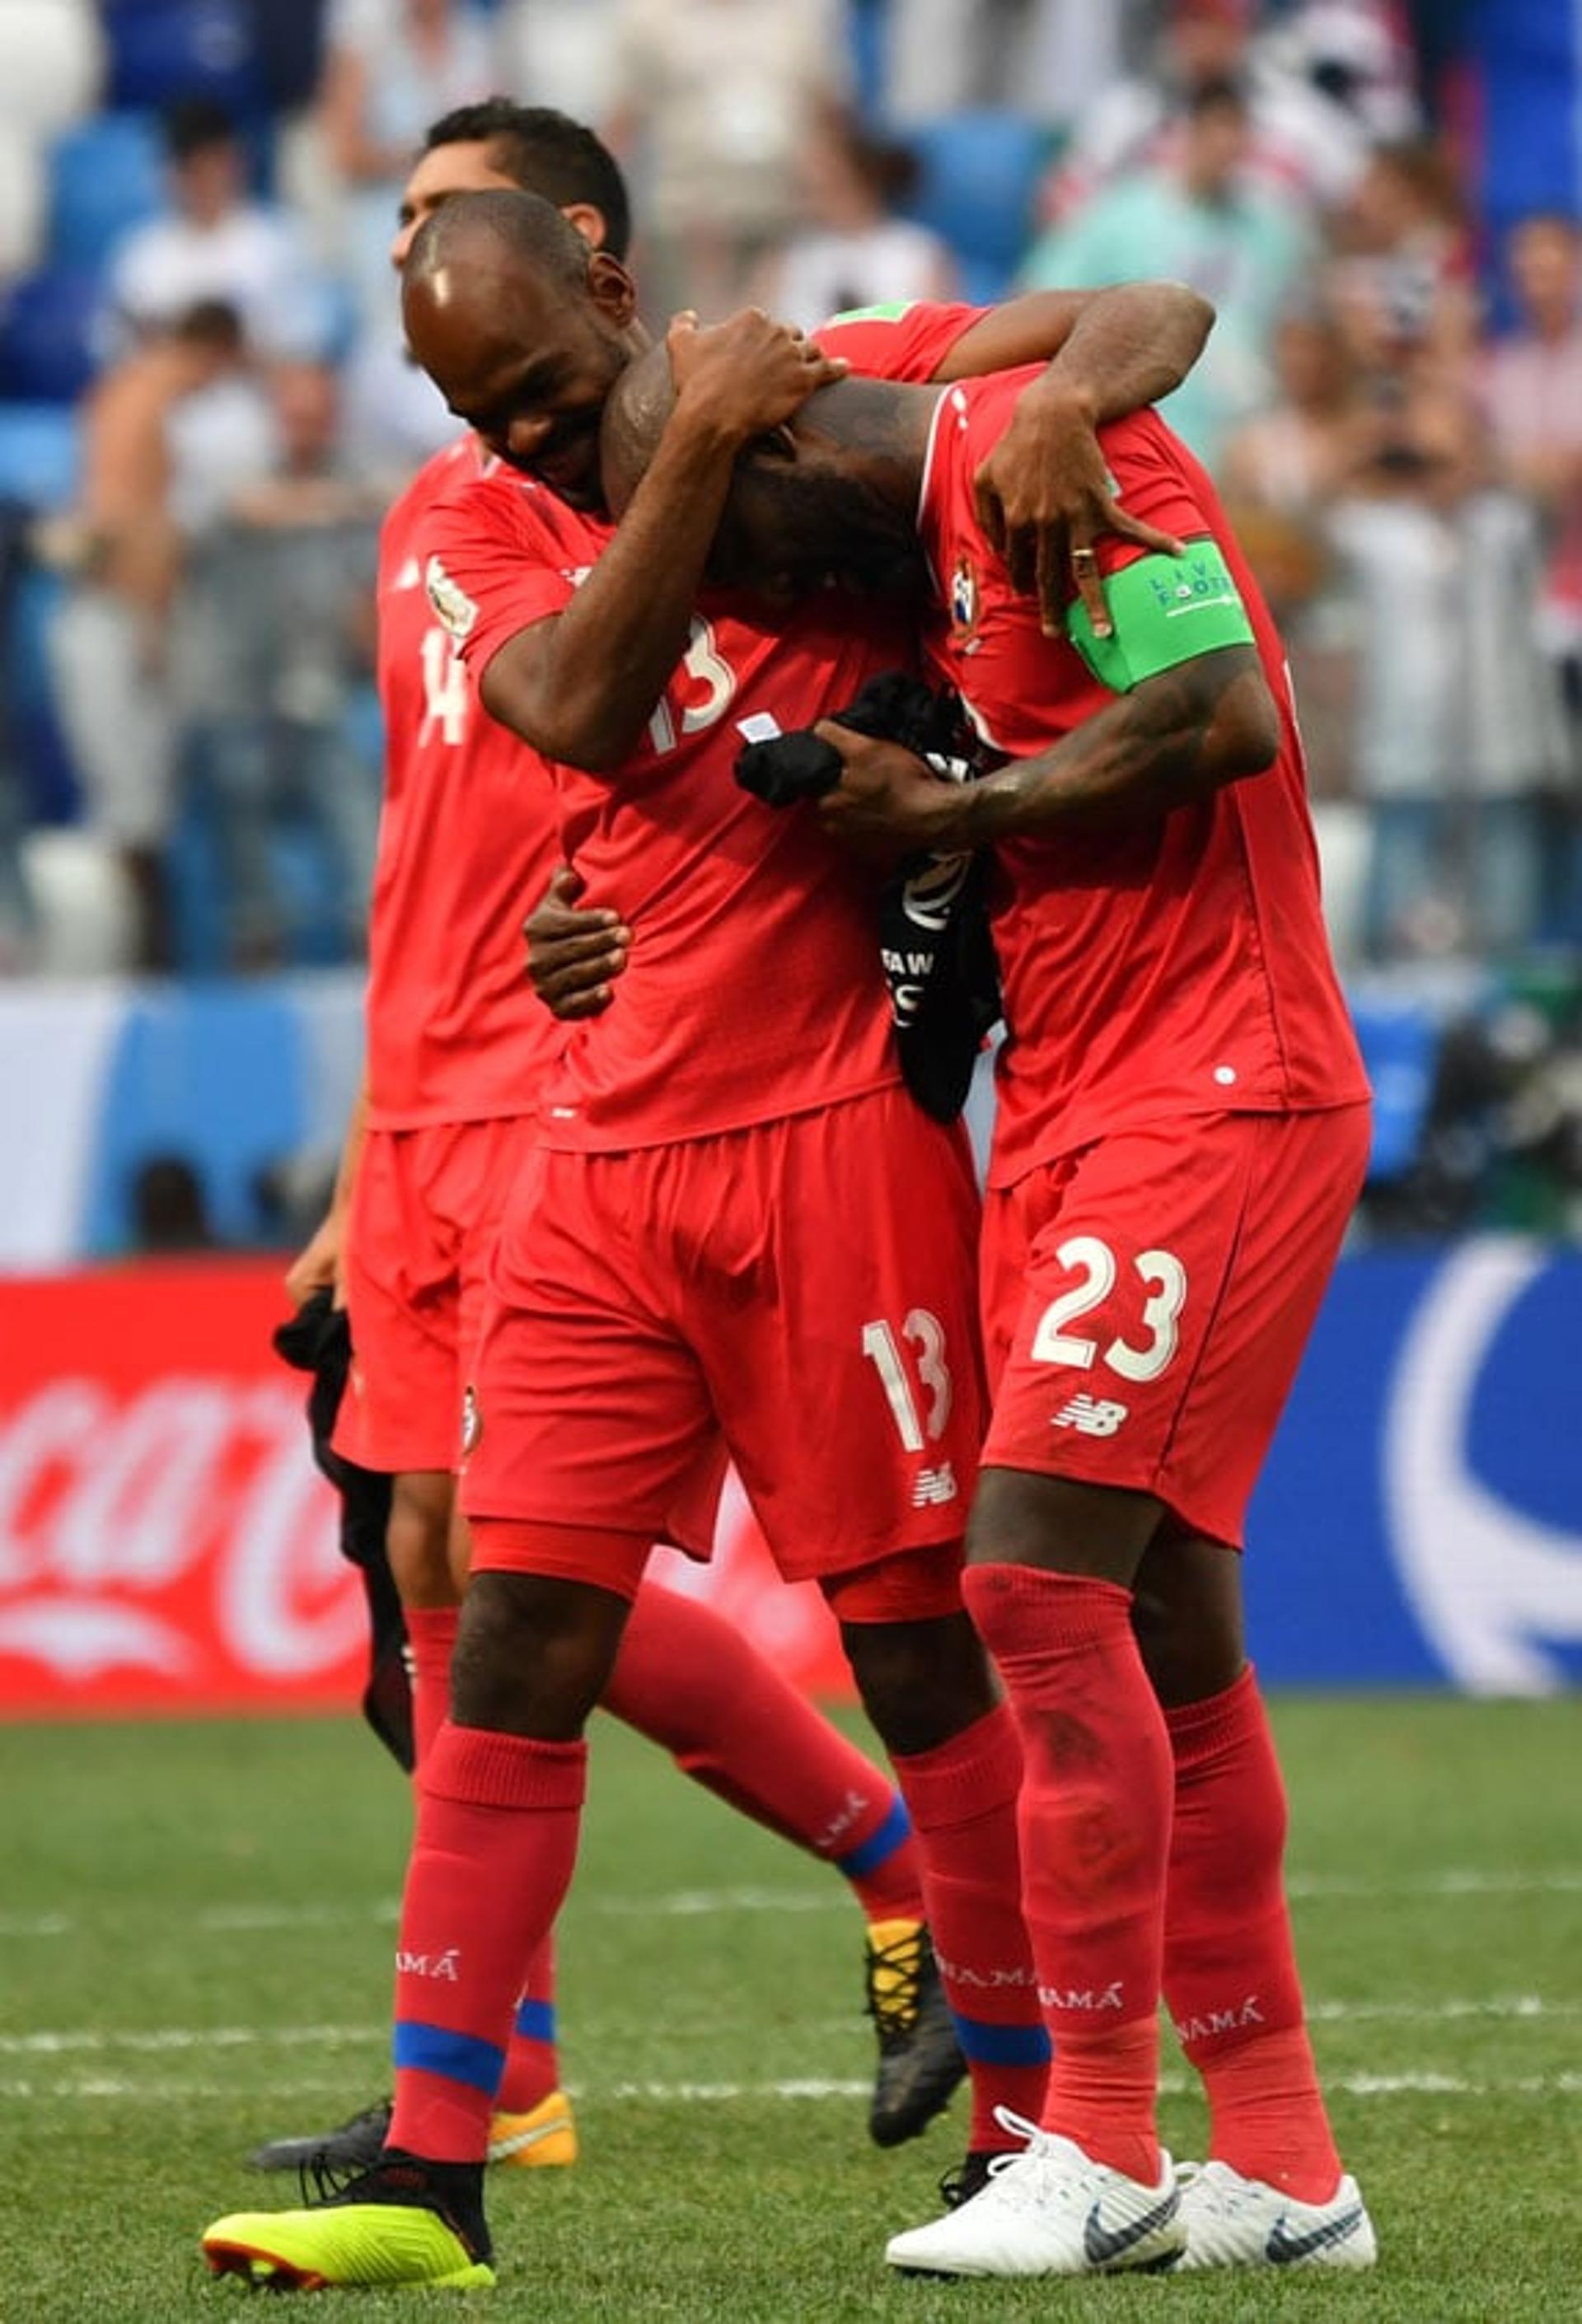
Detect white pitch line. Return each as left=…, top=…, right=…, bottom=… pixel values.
left=1, top=2071, right=1579, bottom=2106
left=1286, top=1869, right=1582, bottom=1901
left=3, top=1994, right=1578, bottom=2062
left=2, top=1869, right=1578, bottom=1943
left=0, top=2024, right=383, bottom=2057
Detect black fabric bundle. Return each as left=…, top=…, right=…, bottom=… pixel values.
left=735, top=671, right=1001, bottom=1120
left=273, top=1288, right=412, bottom=1773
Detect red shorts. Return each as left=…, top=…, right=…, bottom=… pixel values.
left=459, top=1086, right=985, bottom=1588
left=979, top=1106, right=1370, bottom=1548
left=334, top=1115, right=532, bottom=1475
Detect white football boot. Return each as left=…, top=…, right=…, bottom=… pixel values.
left=1173, top=2159, right=1378, bottom=2270
left=885, top=2111, right=1184, bottom=2278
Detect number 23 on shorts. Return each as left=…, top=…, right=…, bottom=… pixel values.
left=1030, top=1234, right=1188, bottom=1383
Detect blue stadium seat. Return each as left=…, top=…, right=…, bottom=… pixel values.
left=81, top=984, right=307, bottom=1252
left=901, top=112, right=1050, bottom=305
left=0, top=404, right=79, bottom=509
left=1351, top=998, right=1441, bottom=1182
left=5, top=565, right=82, bottom=824
left=49, top=114, right=166, bottom=272
left=101, top=0, right=263, bottom=115
left=0, top=267, right=101, bottom=404
left=163, top=788, right=353, bottom=975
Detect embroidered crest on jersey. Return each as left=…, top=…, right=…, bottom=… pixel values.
left=426, top=555, right=479, bottom=644
left=949, top=554, right=979, bottom=642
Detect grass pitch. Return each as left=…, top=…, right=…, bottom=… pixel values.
left=0, top=1697, right=1578, bottom=2322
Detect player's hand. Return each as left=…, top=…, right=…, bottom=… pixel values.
left=285, top=1207, right=345, bottom=1312
left=973, top=378, right=1184, bottom=639
left=668, top=308, right=849, bottom=445
left=810, top=722, right=957, bottom=859
left=524, top=862, right=630, bottom=1021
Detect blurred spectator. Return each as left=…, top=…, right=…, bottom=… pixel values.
left=494, top=0, right=622, bottom=127
left=1222, top=309, right=1362, bottom=801
left=173, top=359, right=382, bottom=968
left=1327, top=375, right=1566, bottom=959
left=132, top=1153, right=217, bottom=1251
left=1042, top=0, right=1415, bottom=227
left=604, top=0, right=854, bottom=319
left=1224, top=308, right=1361, bottom=518
left=1326, top=139, right=1474, bottom=390
left=1023, top=75, right=1316, bottom=468
left=754, top=113, right=956, bottom=329
left=1480, top=216, right=1582, bottom=690
left=48, top=301, right=258, bottom=969
left=881, top=0, right=1126, bottom=131
left=107, top=96, right=330, bottom=361
left=316, top=0, right=494, bottom=325
left=0, top=499, right=36, bottom=967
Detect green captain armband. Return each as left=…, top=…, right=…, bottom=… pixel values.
left=823, top=300, right=916, bottom=325
left=1066, top=540, right=1256, bottom=694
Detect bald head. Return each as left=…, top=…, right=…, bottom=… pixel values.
left=601, top=343, right=937, bottom=599
left=400, top=186, right=642, bottom=507
left=404, top=185, right=593, bottom=306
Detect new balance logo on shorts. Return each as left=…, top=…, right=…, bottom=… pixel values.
left=912, top=1462, right=958, bottom=1508
left=1051, top=1395, right=1130, bottom=1438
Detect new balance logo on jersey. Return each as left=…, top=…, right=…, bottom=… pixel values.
left=1051, top=1395, right=1129, bottom=1437
left=912, top=1462, right=958, bottom=1508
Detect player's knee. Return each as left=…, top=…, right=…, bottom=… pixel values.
left=965, top=1465, right=1161, bottom=1584
left=388, top=1470, right=457, bottom=1607
left=1130, top=1528, right=1245, bottom=1710
left=450, top=1570, right=628, bottom=1740
left=840, top=1611, right=996, bottom=1758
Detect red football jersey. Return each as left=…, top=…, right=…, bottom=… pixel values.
left=918, top=372, right=1369, bottom=1189
left=421, top=470, right=911, bottom=1146
left=365, top=436, right=564, bottom=1128
left=410, top=301, right=984, bottom=1148
left=365, top=301, right=980, bottom=1132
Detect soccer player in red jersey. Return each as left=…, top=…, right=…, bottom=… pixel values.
left=199, top=186, right=1215, bottom=2293
left=255, top=110, right=978, bottom=2181
left=596, top=353, right=1377, bottom=2274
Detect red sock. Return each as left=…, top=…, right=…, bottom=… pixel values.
left=1164, top=1667, right=1341, bottom=2202
left=405, top=1604, right=459, bottom=1772
left=605, top=1583, right=924, bottom=1921
left=891, top=1704, right=1048, bottom=2153
left=964, top=1564, right=1172, bottom=2183
left=405, top=1608, right=561, bottom=2116
left=389, top=1723, right=586, bottom=2163
left=495, top=1936, right=558, bottom=2115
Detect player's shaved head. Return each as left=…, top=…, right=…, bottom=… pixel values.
left=601, top=341, right=934, bottom=599
left=401, top=187, right=641, bottom=506
left=405, top=185, right=594, bottom=313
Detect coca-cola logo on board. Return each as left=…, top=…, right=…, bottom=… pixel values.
left=0, top=1377, right=364, bottom=1684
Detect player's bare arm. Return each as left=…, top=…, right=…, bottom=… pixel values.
left=937, top=284, right=1213, bottom=638
left=814, top=646, right=1280, bottom=854
left=479, top=312, right=846, bottom=769
left=284, top=1069, right=370, bottom=1309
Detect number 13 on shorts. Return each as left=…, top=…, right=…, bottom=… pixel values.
left=862, top=1309, right=952, bottom=1451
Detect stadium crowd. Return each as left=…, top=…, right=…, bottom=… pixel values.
left=1, top=0, right=1580, bottom=1234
